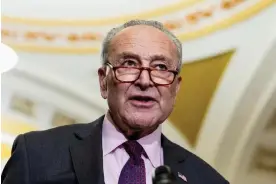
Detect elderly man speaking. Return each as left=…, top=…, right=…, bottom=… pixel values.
left=2, top=20, right=229, bottom=184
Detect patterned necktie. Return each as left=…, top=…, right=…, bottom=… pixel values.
left=118, top=140, right=147, bottom=184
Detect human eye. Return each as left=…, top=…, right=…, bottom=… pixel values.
left=122, top=59, right=138, bottom=67
left=153, top=63, right=168, bottom=71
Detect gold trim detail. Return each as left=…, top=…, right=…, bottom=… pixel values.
left=177, top=0, right=276, bottom=40
left=0, top=1, right=242, bottom=44
left=3, top=0, right=276, bottom=53
left=1, top=44, right=101, bottom=54
left=169, top=50, right=235, bottom=146
left=1, top=0, right=201, bottom=26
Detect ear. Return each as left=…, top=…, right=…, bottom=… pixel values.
left=98, top=67, right=108, bottom=99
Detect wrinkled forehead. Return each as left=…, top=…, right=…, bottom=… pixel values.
left=108, top=25, right=179, bottom=64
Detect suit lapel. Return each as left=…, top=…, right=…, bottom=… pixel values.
left=70, top=116, right=105, bottom=184
left=162, top=135, right=189, bottom=184
left=69, top=117, right=190, bottom=184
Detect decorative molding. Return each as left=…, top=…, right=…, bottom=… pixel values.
left=169, top=50, right=235, bottom=147
left=266, top=109, right=276, bottom=130
left=9, top=94, right=36, bottom=117
left=251, top=146, right=276, bottom=174
left=2, top=0, right=275, bottom=53
left=5, top=68, right=106, bottom=114
left=177, top=0, right=276, bottom=40
left=1, top=30, right=103, bottom=42
left=1, top=0, right=201, bottom=26
left=51, top=111, right=78, bottom=127
left=1, top=0, right=245, bottom=42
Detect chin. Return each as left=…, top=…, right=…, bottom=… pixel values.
left=123, top=111, right=161, bottom=129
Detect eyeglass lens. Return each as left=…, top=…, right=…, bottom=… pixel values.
left=115, top=67, right=174, bottom=84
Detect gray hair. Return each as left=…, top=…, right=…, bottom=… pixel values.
left=101, top=19, right=183, bottom=71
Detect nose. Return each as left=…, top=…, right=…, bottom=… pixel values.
left=134, top=68, right=153, bottom=90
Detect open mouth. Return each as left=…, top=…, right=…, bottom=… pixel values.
left=129, top=95, right=156, bottom=107
left=129, top=96, right=156, bottom=102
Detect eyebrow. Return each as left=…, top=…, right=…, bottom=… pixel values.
left=115, top=51, right=173, bottom=63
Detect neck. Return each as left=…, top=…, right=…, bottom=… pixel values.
left=124, top=125, right=159, bottom=140
left=106, top=111, right=159, bottom=140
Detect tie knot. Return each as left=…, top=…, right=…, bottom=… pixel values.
left=123, top=140, right=146, bottom=159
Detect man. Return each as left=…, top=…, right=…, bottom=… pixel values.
left=2, top=20, right=229, bottom=184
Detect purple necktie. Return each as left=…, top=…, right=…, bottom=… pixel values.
left=118, top=140, right=147, bottom=184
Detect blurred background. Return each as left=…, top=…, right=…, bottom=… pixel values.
left=1, top=0, right=276, bottom=183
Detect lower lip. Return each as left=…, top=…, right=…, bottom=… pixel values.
left=129, top=100, right=156, bottom=108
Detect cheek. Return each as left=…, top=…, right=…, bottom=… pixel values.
left=159, top=87, right=178, bottom=107
left=107, top=82, right=129, bottom=103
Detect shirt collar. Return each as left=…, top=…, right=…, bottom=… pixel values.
left=102, top=113, right=162, bottom=168
left=102, top=114, right=127, bottom=156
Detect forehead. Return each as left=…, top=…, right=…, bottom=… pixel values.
left=108, top=25, right=178, bottom=63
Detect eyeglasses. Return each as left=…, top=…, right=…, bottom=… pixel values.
left=105, top=62, right=179, bottom=85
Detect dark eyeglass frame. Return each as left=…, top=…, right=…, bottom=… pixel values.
left=105, top=62, right=179, bottom=85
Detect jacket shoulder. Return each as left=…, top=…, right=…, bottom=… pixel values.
left=23, top=123, right=91, bottom=143
left=22, top=115, right=104, bottom=144
left=187, top=151, right=228, bottom=183
left=164, top=139, right=229, bottom=184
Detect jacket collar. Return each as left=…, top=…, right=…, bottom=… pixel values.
left=70, top=115, right=189, bottom=184
left=70, top=115, right=105, bottom=184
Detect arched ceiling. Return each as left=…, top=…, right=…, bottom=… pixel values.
left=169, top=50, right=234, bottom=146
left=1, top=1, right=276, bottom=183
left=2, top=0, right=197, bottom=20
left=2, top=0, right=275, bottom=54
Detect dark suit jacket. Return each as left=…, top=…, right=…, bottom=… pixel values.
left=2, top=115, right=229, bottom=184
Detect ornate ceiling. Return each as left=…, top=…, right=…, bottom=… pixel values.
left=2, top=0, right=275, bottom=53
left=1, top=1, right=276, bottom=183
left=254, top=109, right=276, bottom=174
